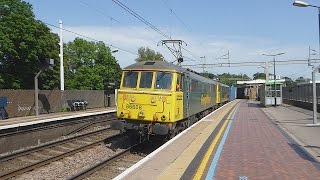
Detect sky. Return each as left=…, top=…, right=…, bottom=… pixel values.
left=24, top=0, right=320, bottom=79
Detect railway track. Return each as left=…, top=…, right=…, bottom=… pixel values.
left=0, top=127, right=120, bottom=179
left=68, top=141, right=163, bottom=180
left=0, top=112, right=117, bottom=138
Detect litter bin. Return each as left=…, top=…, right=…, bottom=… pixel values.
left=0, top=96, right=8, bottom=120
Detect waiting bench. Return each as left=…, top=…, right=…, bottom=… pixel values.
left=67, top=99, right=88, bottom=111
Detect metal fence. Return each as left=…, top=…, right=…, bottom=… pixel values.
left=282, top=84, right=320, bottom=111
left=282, top=84, right=320, bottom=103
left=0, top=89, right=115, bottom=118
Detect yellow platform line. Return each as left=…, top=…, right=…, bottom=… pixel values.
left=193, top=102, right=238, bottom=180
left=157, top=100, right=239, bottom=180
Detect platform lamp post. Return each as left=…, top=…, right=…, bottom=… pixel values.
left=106, top=49, right=119, bottom=107
left=293, top=0, right=320, bottom=125
left=262, top=53, right=285, bottom=107
left=34, top=59, right=54, bottom=116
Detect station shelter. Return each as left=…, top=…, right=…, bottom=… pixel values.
left=259, top=80, right=284, bottom=106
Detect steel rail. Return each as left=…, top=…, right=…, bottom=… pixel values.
left=0, top=124, right=115, bottom=162
left=67, top=144, right=139, bottom=180
left=0, top=133, right=121, bottom=179
left=0, top=112, right=116, bottom=138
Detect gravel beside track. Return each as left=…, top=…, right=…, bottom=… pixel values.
left=14, top=135, right=136, bottom=180
left=14, top=145, right=120, bottom=180
left=70, top=141, right=164, bottom=180
left=0, top=128, right=120, bottom=179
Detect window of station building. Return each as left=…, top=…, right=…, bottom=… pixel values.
left=123, top=71, right=138, bottom=88
left=155, top=72, right=172, bottom=90
left=139, top=72, right=153, bottom=88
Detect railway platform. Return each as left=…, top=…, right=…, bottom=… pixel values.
left=0, top=106, right=116, bottom=154
left=0, top=107, right=115, bottom=130
left=115, top=99, right=320, bottom=180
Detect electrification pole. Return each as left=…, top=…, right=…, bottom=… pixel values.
left=262, top=52, right=285, bottom=107
left=59, top=20, right=64, bottom=91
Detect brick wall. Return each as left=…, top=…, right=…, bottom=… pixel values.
left=0, top=89, right=115, bottom=118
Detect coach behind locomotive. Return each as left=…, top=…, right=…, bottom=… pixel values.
left=111, top=61, right=229, bottom=138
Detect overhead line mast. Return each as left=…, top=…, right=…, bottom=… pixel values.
left=158, top=40, right=187, bottom=65
left=112, top=0, right=203, bottom=64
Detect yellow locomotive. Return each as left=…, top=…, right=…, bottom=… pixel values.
left=111, top=61, right=229, bottom=138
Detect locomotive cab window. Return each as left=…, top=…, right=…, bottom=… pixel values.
left=139, top=72, right=153, bottom=88
left=123, top=71, right=138, bottom=88
left=176, top=74, right=182, bottom=91
left=155, top=72, right=172, bottom=90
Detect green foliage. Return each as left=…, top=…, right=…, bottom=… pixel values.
left=64, top=38, right=122, bottom=90
left=200, top=72, right=251, bottom=86
left=253, top=72, right=266, bottom=80
left=135, top=47, right=164, bottom=62
left=0, top=0, right=59, bottom=89
left=283, top=76, right=296, bottom=86
left=295, top=76, right=311, bottom=85
left=200, top=72, right=216, bottom=79
left=61, top=107, right=70, bottom=112
left=217, top=73, right=251, bottom=86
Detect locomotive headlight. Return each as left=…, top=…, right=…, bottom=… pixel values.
left=162, top=97, right=167, bottom=102
left=158, top=96, right=167, bottom=102
left=153, top=114, right=158, bottom=120
left=138, top=111, right=145, bottom=117
left=131, top=96, right=136, bottom=102
left=123, top=94, right=129, bottom=100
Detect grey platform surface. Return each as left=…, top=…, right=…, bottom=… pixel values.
left=261, top=102, right=320, bottom=162
left=0, top=107, right=116, bottom=130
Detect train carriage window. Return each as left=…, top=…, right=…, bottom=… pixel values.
left=123, top=71, right=138, bottom=88
left=191, top=80, right=197, bottom=92
left=140, top=72, right=153, bottom=88
left=155, top=72, right=172, bottom=90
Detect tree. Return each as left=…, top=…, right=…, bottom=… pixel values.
left=253, top=72, right=266, bottom=80
left=200, top=72, right=251, bottom=86
left=64, top=38, right=122, bottom=90
left=135, top=47, right=164, bottom=62
left=200, top=72, right=216, bottom=79
left=283, top=76, right=295, bottom=86
left=295, top=76, right=311, bottom=84
left=217, top=73, right=251, bottom=86
left=0, top=0, right=59, bottom=89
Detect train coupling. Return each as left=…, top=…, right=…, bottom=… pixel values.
left=152, top=123, right=169, bottom=135
left=111, top=120, right=126, bottom=131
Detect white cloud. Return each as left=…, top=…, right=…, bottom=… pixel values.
left=51, top=25, right=314, bottom=79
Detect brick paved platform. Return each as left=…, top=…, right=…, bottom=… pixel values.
left=210, top=100, right=320, bottom=179
left=115, top=100, right=320, bottom=180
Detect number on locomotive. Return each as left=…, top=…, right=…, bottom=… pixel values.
left=126, top=104, right=142, bottom=110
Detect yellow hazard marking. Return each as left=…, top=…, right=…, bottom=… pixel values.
left=157, top=101, right=238, bottom=180
left=193, top=103, right=238, bottom=180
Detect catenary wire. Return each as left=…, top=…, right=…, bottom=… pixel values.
left=159, top=0, right=208, bottom=57
left=44, top=22, right=138, bottom=56
left=112, top=0, right=204, bottom=62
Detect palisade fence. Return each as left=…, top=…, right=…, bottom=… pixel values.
left=0, top=89, right=115, bottom=118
